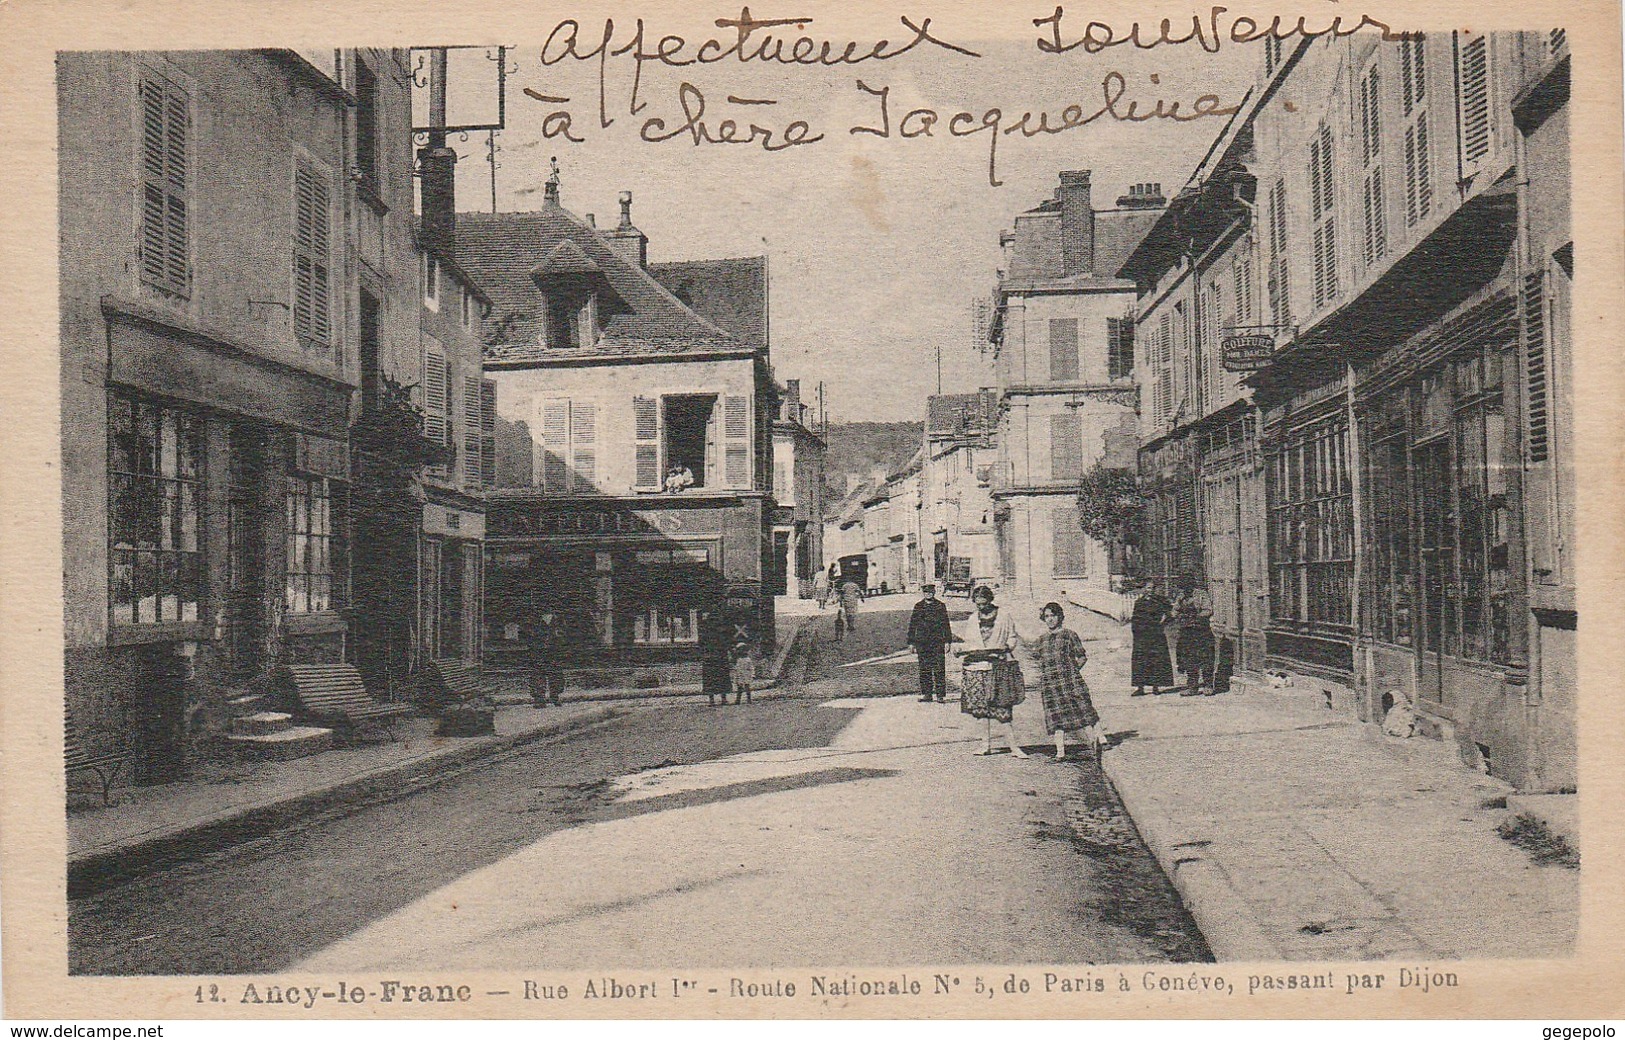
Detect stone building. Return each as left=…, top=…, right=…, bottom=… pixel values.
left=768, top=379, right=827, bottom=599
left=1127, top=31, right=1575, bottom=791
left=59, top=50, right=438, bottom=779
left=984, top=172, right=1162, bottom=617
left=919, top=391, right=1000, bottom=595
left=457, top=185, right=777, bottom=677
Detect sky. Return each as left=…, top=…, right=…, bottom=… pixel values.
left=431, top=9, right=1258, bottom=423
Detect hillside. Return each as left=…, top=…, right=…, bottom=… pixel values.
left=821, top=421, right=924, bottom=513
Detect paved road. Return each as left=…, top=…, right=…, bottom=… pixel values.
left=70, top=605, right=1207, bottom=974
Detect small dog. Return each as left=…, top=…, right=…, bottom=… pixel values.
left=1265, top=670, right=1295, bottom=689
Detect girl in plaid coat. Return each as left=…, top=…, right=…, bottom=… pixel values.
left=1026, top=602, right=1106, bottom=761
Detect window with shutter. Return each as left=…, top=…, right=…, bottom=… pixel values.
left=293, top=158, right=333, bottom=351
left=570, top=402, right=597, bottom=492
left=1359, top=64, right=1388, bottom=267
left=1523, top=270, right=1549, bottom=463
left=1051, top=505, right=1088, bottom=577
left=723, top=395, right=751, bottom=488
left=1233, top=249, right=1254, bottom=326
left=633, top=396, right=661, bottom=490
left=422, top=346, right=449, bottom=479
left=1309, top=124, right=1339, bottom=310
left=1049, top=412, right=1083, bottom=482
left=463, top=376, right=483, bottom=492
left=1107, top=317, right=1134, bottom=380
left=1267, top=179, right=1291, bottom=325
left=541, top=400, right=571, bottom=493
left=479, top=380, right=497, bottom=489
left=138, top=71, right=190, bottom=299
left=1401, top=36, right=1433, bottom=228
left=1455, top=33, right=1492, bottom=174
left=1048, top=318, right=1079, bottom=381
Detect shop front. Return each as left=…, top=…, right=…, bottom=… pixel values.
left=482, top=494, right=771, bottom=677
left=1355, top=289, right=1532, bottom=778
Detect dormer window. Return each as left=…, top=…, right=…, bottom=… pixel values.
left=545, top=292, right=595, bottom=350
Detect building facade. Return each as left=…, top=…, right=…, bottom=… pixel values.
left=1128, top=31, right=1574, bottom=791
left=58, top=50, right=435, bottom=780
left=457, top=187, right=777, bottom=677
left=769, top=379, right=828, bottom=599
left=985, top=172, right=1161, bottom=616
left=920, top=392, right=1000, bottom=594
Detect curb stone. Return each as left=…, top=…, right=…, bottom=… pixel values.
left=1099, top=744, right=1283, bottom=963
left=67, top=705, right=622, bottom=899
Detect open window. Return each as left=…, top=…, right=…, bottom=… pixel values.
left=663, top=394, right=716, bottom=489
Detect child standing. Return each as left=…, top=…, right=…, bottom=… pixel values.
left=730, top=640, right=756, bottom=705
left=1027, top=602, right=1105, bottom=761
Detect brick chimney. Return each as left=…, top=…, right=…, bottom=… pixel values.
left=1056, top=170, right=1095, bottom=277
left=604, top=190, right=649, bottom=268
left=784, top=379, right=802, bottom=421
left=417, top=145, right=458, bottom=257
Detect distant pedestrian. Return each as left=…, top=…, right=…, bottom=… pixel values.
left=730, top=640, right=756, bottom=705
left=837, top=575, right=862, bottom=635
left=1128, top=580, right=1175, bottom=696
left=954, top=585, right=1028, bottom=758
left=701, top=606, right=732, bottom=707
left=1174, top=575, right=1216, bottom=696
left=813, top=567, right=832, bottom=610
left=529, top=609, right=565, bottom=707
left=906, top=583, right=955, bottom=702
left=1023, top=602, right=1104, bottom=761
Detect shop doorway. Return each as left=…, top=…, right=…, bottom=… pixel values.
left=225, top=423, right=267, bottom=679
left=1415, top=436, right=1452, bottom=708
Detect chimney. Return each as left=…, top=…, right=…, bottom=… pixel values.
left=604, top=190, right=649, bottom=267
left=785, top=379, right=802, bottom=420
left=585, top=213, right=596, bottom=227
left=1116, top=181, right=1169, bottom=209
left=417, top=145, right=458, bottom=257
left=1056, top=170, right=1095, bottom=277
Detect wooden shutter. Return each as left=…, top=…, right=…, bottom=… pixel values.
left=1107, top=317, right=1134, bottom=380
left=294, top=159, right=332, bottom=347
left=1267, top=179, right=1291, bottom=324
left=1233, top=251, right=1254, bottom=324
left=570, top=402, right=597, bottom=492
left=541, top=400, right=571, bottom=493
left=1524, top=270, right=1550, bottom=463
left=1456, top=33, right=1491, bottom=171
left=1051, top=505, right=1087, bottom=576
left=1309, top=125, right=1338, bottom=310
left=1404, top=119, right=1433, bottom=227
left=1401, top=35, right=1426, bottom=115
left=423, top=347, right=448, bottom=478
left=479, top=380, right=497, bottom=489
left=723, top=394, right=751, bottom=488
left=1049, top=412, right=1082, bottom=482
left=1048, top=318, right=1080, bottom=381
left=139, top=73, right=189, bottom=297
left=633, top=396, right=661, bottom=490
left=462, top=376, right=482, bottom=491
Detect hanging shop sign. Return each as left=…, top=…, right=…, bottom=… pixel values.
left=1220, top=333, right=1277, bottom=372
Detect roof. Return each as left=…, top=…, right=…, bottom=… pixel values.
left=926, top=391, right=998, bottom=437
left=454, top=204, right=758, bottom=363
left=648, top=257, right=768, bottom=348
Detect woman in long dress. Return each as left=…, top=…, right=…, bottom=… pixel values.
left=1129, top=581, right=1175, bottom=696
left=1025, top=602, right=1105, bottom=760
left=954, top=585, right=1029, bottom=758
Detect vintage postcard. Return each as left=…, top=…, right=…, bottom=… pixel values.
left=2, top=0, right=1622, bottom=1022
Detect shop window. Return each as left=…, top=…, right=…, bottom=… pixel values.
left=1266, top=415, right=1352, bottom=630
left=1363, top=402, right=1414, bottom=646
left=630, top=547, right=710, bottom=645
left=109, top=394, right=204, bottom=626
left=286, top=473, right=343, bottom=614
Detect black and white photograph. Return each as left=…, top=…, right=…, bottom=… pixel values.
left=2, top=0, right=1621, bottom=1022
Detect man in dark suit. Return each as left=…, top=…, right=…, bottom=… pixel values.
left=530, top=609, right=565, bottom=707
left=907, top=584, right=954, bottom=703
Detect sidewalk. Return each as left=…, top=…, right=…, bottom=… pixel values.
left=1029, top=600, right=1579, bottom=962
left=68, top=613, right=816, bottom=896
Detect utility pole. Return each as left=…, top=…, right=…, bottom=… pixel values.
left=936, top=342, right=943, bottom=395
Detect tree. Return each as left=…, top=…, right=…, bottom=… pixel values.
left=1075, top=462, right=1147, bottom=555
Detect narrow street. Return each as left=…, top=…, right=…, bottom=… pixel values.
left=69, top=603, right=1207, bottom=975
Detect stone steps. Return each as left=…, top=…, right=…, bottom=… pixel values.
left=226, top=726, right=333, bottom=761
